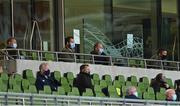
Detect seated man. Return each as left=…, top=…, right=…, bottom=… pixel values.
left=74, top=64, right=93, bottom=96
left=60, top=36, right=76, bottom=62
left=125, top=86, right=139, bottom=99
left=166, top=89, right=177, bottom=101
left=150, top=73, right=170, bottom=93
left=35, top=63, right=59, bottom=91
left=90, top=42, right=109, bottom=65
left=6, top=37, right=18, bottom=59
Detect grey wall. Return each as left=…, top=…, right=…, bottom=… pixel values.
left=16, top=59, right=180, bottom=81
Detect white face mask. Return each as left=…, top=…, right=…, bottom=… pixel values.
left=99, top=48, right=104, bottom=54
left=133, top=92, right=138, bottom=97
left=172, top=94, right=177, bottom=101
left=12, top=43, right=17, bottom=48
left=70, top=43, right=75, bottom=49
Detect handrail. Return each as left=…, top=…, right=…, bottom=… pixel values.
left=0, top=92, right=179, bottom=105
left=1, top=49, right=180, bottom=71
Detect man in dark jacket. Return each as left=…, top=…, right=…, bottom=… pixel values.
left=35, top=63, right=59, bottom=91
left=60, top=36, right=76, bottom=62
left=6, top=37, right=18, bottom=59
left=90, top=42, right=109, bottom=65
left=74, top=64, right=93, bottom=96
left=125, top=86, right=140, bottom=99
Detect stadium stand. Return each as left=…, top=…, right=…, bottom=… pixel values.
left=0, top=49, right=180, bottom=105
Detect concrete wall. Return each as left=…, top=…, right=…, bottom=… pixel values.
left=16, top=59, right=180, bottom=81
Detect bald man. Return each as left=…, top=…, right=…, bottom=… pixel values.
left=166, top=89, right=177, bottom=101
left=125, top=86, right=139, bottom=99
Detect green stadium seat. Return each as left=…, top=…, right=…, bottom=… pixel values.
left=91, top=73, right=100, bottom=85
left=8, top=85, right=22, bottom=93
left=0, top=72, right=8, bottom=85
left=67, top=87, right=79, bottom=96
left=53, top=86, right=66, bottom=95
left=14, top=74, right=22, bottom=85
left=23, top=69, right=36, bottom=85
left=61, top=77, right=69, bottom=86
left=122, top=86, right=128, bottom=97
left=128, top=75, right=138, bottom=86
left=107, top=86, right=119, bottom=98
left=24, top=85, right=37, bottom=94
left=39, top=85, right=52, bottom=94
left=100, top=80, right=107, bottom=88
left=156, top=92, right=166, bottom=100
left=143, top=92, right=155, bottom=100
left=94, top=85, right=105, bottom=97
left=113, top=80, right=122, bottom=88
left=115, top=75, right=125, bottom=87
left=0, top=78, right=7, bottom=92
left=140, top=77, right=149, bottom=85
left=82, top=88, right=94, bottom=97
left=138, top=82, right=148, bottom=93
left=44, top=53, right=55, bottom=61
left=53, top=71, right=61, bottom=82
left=128, top=59, right=136, bottom=67
left=166, top=78, right=173, bottom=88
left=31, top=52, right=38, bottom=60
left=22, top=79, right=30, bottom=91
left=160, top=88, right=166, bottom=93
left=125, top=81, right=132, bottom=87
left=147, top=87, right=154, bottom=93
left=65, top=72, right=74, bottom=86
left=102, top=74, right=112, bottom=86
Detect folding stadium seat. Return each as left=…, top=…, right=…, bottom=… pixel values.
left=136, top=87, right=143, bottom=99
left=0, top=78, right=7, bottom=92
left=127, top=75, right=138, bottom=86
left=44, top=52, right=55, bottom=61
left=160, top=88, right=166, bottom=93
left=139, top=77, right=149, bottom=88
left=8, top=85, right=22, bottom=93
left=91, top=73, right=100, bottom=85
left=31, top=52, right=38, bottom=60
left=138, top=82, right=148, bottom=93
left=100, top=80, right=108, bottom=88
left=23, top=69, right=36, bottom=85
left=102, top=74, right=112, bottom=86
left=24, top=85, right=37, bottom=94
left=67, top=87, right=80, bottom=96
left=166, top=78, right=173, bottom=88
left=94, top=85, right=105, bottom=97
left=115, top=75, right=125, bottom=87
left=107, top=85, right=119, bottom=98
left=128, top=59, right=136, bottom=67
left=9, top=74, right=23, bottom=89
left=0, top=72, right=8, bottom=85
left=52, top=71, right=61, bottom=82
left=82, top=88, right=94, bottom=97
left=143, top=92, right=155, bottom=100
left=125, top=81, right=132, bottom=87
left=39, top=85, right=52, bottom=94
left=14, top=74, right=22, bottom=85
left=22, top=79, right=30, bottom=91
left=113, top=80, right=122, bottom=88
left=60, top=77, right=71, bottom=93
left=156, top=92, right=166, bottom=100
left=52, top=86, right=66, bottom=95
left=121, top=86, right=128, bottom=97
left=64, top=72, right=74, bottom=86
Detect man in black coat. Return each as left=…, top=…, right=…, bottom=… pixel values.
left=6, top=37, right=18, bottom=59
left=35, top=63, right=59, bottom=91
left=74, top=64, right=93, bottom=96
left=90, top=42, right=109, bottom=65
left=125, top=86, right=140, bottom=99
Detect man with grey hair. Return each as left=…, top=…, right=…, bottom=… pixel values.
left=125, top=86, right=139, bottom=99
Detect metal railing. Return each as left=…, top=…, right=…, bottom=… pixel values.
left=0, top=49, right=180, bottom=71
left=0, top=92, right=180, bottom=106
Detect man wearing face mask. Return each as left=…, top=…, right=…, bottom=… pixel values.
left=90, top=42, right=109, bottom=65
left=166, top=89, right=177, bottom=101
left=74, top=64, right=93, bottom=96
left=61, top=36, right=76, bottom=62
left=125, top=86, right=139, bottom=99
left=6, top=37, right=18, bottom=59
left=35, top=63, right=59, bottom=91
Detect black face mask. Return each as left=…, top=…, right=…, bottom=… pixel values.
left=44, top=70, right=50, bottom=76
left=161, top=55, right=167, bottom=60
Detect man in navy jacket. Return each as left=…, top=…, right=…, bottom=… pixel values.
left=125, top=86, right=140, bottom=99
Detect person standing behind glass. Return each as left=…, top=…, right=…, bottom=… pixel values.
left=6, top=37, right=18, bottom=59
left=61, top=36, right=76, bottom=62
left=90, top=42, right=108, bottom=65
